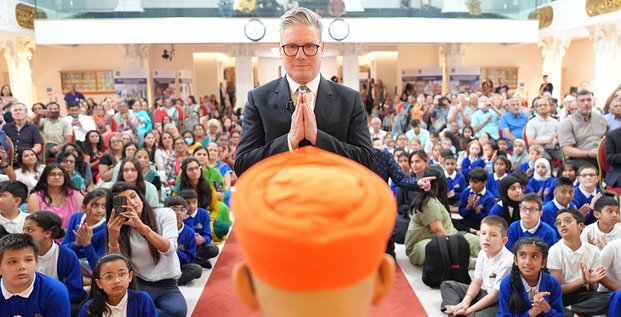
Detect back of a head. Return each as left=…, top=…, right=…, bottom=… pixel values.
left=232, top=147, right=396, bottom=317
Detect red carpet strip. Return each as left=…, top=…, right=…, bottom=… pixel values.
left=193, top=230, right=427, bottom=316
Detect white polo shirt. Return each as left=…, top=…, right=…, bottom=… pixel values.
left=0, top=211, right=28, bottom=234
left=548, top=239, right=601, bottom=284
left=580, top=222, right=621, bottom=249
left=600, top=239, right=621, bottom=291
left=473, top=246, right=514, bottom=291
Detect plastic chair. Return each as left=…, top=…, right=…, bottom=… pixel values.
left=597, top=136, right=621, bottom=197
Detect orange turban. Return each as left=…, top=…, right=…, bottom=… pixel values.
left=232, top=147, right=396, bottom=291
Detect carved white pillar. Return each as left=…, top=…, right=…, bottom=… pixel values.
left=0, top=37, right=36, bottom=107
left=440, top=43, right=464, bottom=95
left=538, top=36, right=570, bottom=99
left=115, top=0, right=144, bottom=12
left=340, top=43, right=362, bottom=91
left=233, top=44, right=254, bottom=110
left=589, top=24, right=621, bottom=105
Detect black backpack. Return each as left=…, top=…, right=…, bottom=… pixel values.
left=422, top=234, right=471, bottom=288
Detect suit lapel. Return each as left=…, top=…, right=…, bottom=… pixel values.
left=315, top=77, right=334, bottom=121
left=274, top=76, right=292, bottom=111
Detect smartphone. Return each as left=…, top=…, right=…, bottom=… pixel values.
left=112, top=195, right=127, bottom=215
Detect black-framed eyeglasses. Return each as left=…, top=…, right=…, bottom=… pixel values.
left=281, top=44, right=320, bottom=57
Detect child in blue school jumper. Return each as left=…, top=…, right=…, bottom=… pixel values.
left=544, top=161, right=579, bottom=202
left=541, top=177, right=575, bottom=236
left=62, top=189, right=108, bottom=277
left=461, top=140, right=485, bottom=177
left=23, top=211, right=86, bottom=307
left=0, top=233, right=71, bottom=317
left=610, top=289, right=621, bottom=316
left=572, top=164, right=604, bottom=225
left=79, top=253, right=156, bottom=317
left=497, top=237, right=564, bottom=317
left=178, top=189, right=220, bottom=269
left=487, top=155, right=511, bottom=198
left=506, top=193, right=557, bottom=251
left=526, top=158, right=555, bottom=202
left=457, top=167, right=496, bottom=233
left=518, top=144, right=544, bottom=175
left=443, top=152, right=466, bottom=206
left=165, top=196, right=203, bottom=286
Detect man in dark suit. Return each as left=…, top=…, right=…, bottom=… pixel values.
left=604, top=98, right=621, bottom=188
left=235, top=7, right=373, bottom=175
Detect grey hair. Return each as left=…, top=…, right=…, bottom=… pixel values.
left=10, top=102, right=27, bottom=112
left=279, top=7, right=323, bottom=43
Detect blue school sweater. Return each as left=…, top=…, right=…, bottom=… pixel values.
left=497, top=272, right=564, bottom=317
left=506, top=220, right=558, bottom=251
left=61, top=212, right=107, bottom=270
left=183, top=207, right=213, bottom=245
left=610, top=289, right=621, bottom=317
left=461, top=157, right=485, bottom=178
left=518, top=161, right=532, bottom=172
left=78, top=288, right=157, bottom=317
left=459, top=187, right=497, bottom=221
left=572, top=185, right=604, bottom=225
left=0, top=272, right=70, bottom=317
left=486, top=173, right=508, bottom=197
left=52, top=244, right=87, bottom=303
left=526, top=177, right=555, bottom=198
left=447, top=171, right=467, bottom=197
left=177, top=223, right=197, bottom=265
left=541, top=199, right=575, bottom=237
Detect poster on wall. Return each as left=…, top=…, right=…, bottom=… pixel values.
left=177, top=70, right=194, bottom=101
left=448, top=66, right=480, bottom=94
left=402, top=67, right=443, bottom=96
left=113, top=69, right=148, bottom=101
left=153, top=69, right=176, bottom=99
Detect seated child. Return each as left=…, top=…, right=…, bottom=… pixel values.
left=526, top=158, right=554, bottom=201
left=461, top=140, right=485, bottom=177
left=165, top=196, right=203, bottom=285
left=79, top=253, right=157, bottom=316
left=548, top=208, right=613, bottom=316
left=0, top=180, right=28, bottom=234
left=441, top=216, right=514, bottom=317
left=486, top=155, right=511, bottom=198
left=573, top=164, right=603, bottom=225
left=482, top=141, right=499, bottom=174
left=23, top=211, right=86, bottom=306
left=61, top=189, right=108, bottom=280
left=489, top=176, right=524, bottom=225
left=518, top=144, right=544, bottom=177
left=497, top=237, right=564, bottom=317
left=544, top=161, right=579, bottom=202
left=506, top=193, right=557, bottom=251
left=0, top=233, right=71, bottom=316
left=429, top=143, right=443, bottom=165
left=178, top=189, right=220, bottom=269
left=458, top=167, right=497, bottom=233
left=443, top=152, right=466, bottom=206
left=541, top=177, right=576, bottom=240
left=580, top=197, right=621, bottom=250
left=600, top=239, right=621, bottom=291
left=509, top=139, right=528, bottom=171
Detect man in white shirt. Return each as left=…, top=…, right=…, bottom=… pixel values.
left=62, top=103, right=96, bottom=142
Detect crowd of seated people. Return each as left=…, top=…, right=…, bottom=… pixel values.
left=370, top=79, right=621, bottom=316
left=1, top=76, right=621, bottom=316
left=0, top=89, right=237, bottom=316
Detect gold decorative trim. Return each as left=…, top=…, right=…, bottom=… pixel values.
left=586, top=0, right=621, bottom=17
left=15, top=3, right=36, bottom=29
left=529, top=6, right=553, bottom=29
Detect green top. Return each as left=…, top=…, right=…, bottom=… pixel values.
left=405, top=196, right=458, bottom=256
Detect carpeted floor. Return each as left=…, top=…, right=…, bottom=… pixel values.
left=191, top=230, right=428, bottom=317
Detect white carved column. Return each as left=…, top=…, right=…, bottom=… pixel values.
left=115, top=0, right=144, bottom=12
left=440, top=43, right=464, bottom=95
left=0, top=37, right=36, bottom=106
left=340, top=43, right=362, bottom=91
left=589, top=24, right=621, bottom=105
left=538, top=36, right=570, bottom=99
left=233, top=44, right=254, bottom=110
